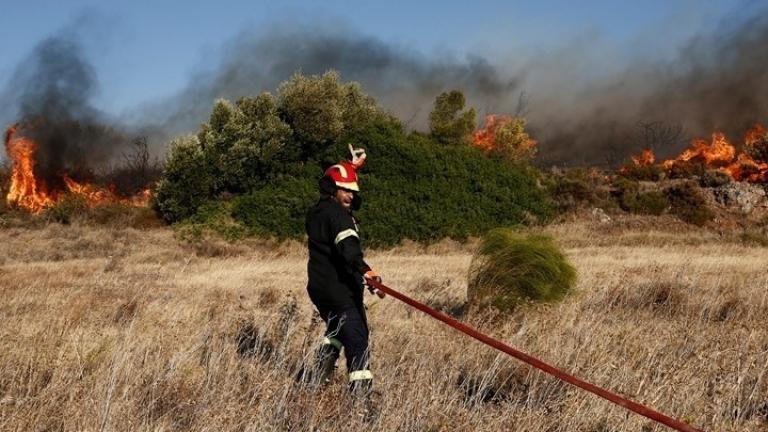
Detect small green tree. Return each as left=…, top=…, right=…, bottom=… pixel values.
left=278, top=71, right=346, bottom=159
left=153, top=135, right=213, bottom=222
left=429, top=90, right=476, bottom=145
left=196, top=96, right=293, bottom=193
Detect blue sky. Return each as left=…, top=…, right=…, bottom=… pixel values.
left=0, top=0, right=753, bottom=116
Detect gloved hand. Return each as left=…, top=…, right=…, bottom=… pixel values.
left=364, top=270, right=386, bottom=298
left=349, top=144, right=367, bottom=169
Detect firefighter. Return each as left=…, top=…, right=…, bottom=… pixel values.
left=305, top=145, right=384, bottom=395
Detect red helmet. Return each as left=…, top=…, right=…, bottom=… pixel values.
left=324, top=161, right=360, bottom=192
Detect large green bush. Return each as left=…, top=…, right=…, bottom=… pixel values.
left=467, top=228, right=576, bottom=312
left=226, top=123, right=551, bottom=246
left=154, top=71, right=552, bottom=244
left=153, top=136, right=214, bottom=222
left=154, top=71, right=392, bottom=223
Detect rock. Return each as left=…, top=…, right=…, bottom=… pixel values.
left=712, top=182, right=767, bottom=213
left=592, top=207, right=611, bottom=223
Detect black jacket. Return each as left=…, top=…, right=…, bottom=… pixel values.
left=306, top=197, right=371, bottom=309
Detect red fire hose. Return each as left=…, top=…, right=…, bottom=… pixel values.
left=366, top=278, right=704, bottom=432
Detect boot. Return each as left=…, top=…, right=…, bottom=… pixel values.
left=315, top=343, right=340, bottom=384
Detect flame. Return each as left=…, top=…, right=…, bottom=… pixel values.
left=631, top=149, right=655, bottom=166
left=472, top=115, right=537, bottom=156
left=5, top=126, right=54, bottom=212
left=626, top=124, right=768, bottom=183
left=4, top=125, right=151, bottom=213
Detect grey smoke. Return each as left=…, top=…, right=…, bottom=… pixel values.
left=1, top=26, right=133, bottom=187
left=5, top=7, right=768, bottom=169
left=139, top=25, right=522, bottom=142
left=141, top=9, right=768, bottom=166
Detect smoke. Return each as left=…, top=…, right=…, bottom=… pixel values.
left=140, top=9, right=768, bottom=166
left=6, top=7, right=768, bottom=169
left=140, top=24, right=522, bottom=140
left=533, top=7, right=768, bottom=165
left=1, top=25, right=133, bottom=187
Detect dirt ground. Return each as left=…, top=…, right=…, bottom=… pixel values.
left=1, top=215, right=767, bottom=431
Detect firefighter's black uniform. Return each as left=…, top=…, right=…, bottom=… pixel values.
left=306, top=196, right=373, bottom=389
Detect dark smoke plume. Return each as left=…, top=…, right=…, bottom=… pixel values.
left=1, top=28, right=132, bottom=188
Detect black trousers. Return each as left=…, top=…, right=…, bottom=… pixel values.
left=316, top=304, right=370, bottom=373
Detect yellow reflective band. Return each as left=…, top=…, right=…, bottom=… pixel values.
left=334, top=181, right=359, bottom=192
left=334, top=228, right=359, bottom=245
left=322, top=337, right=343, bottom=350
left=348, top=370, right=373, bottom=382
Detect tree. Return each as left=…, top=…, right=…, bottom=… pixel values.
left=153, top=135, right=213, bottom=222
left=492, top=117, right=537, bottom=162
left=429, top=90, right=476, bottom=145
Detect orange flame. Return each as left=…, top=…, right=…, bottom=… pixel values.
left=472, top=115, right=537, bottom=156
left=4, top=125, right=151, bottom=213
left=627, top=124, right=768, bottom=183
left=631, top=149, right=655, bottom=166
left=473, top=115, right=509, bottom=152
left=5, top=126, right=54, bottom=212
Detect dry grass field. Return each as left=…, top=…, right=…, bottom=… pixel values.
left=1, top=215, right=767, bottom=431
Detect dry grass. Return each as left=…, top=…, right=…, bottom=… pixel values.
left=1, top=217, right=767, bottom=431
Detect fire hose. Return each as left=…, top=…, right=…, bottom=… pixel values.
left=365, top=278, right=704, bottom=432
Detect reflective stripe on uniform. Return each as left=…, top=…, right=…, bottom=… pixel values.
left=322, top=337, right=343, bottom=350
left=348, top=370, right=373, bottom=382
left=335, top=228, right=359, bottom=245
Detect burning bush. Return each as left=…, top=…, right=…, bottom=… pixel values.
left=665, top=181, right=714, bottom=226
left=745, top=131, right=768, bottom=164
left=467, top=228, right=576, bottom=312
left=473, top=115, right=537, bottom=162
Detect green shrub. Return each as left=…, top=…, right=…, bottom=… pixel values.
left=153, top=135, right=214, bottom=223
left=618, top=163, right=664, bottom=182
left=227, top=126, right=551, bottom=247
left=43, top=195, right=89, bottom=225
left=176, top=200, right=251, bottom=242
left=198, top=95, right=294, bottom=192
left=544, top=168, right=613, bottom=213
left=154, top=72, right=392, bottom=223
left=155, top=72, right=551, bottom=244
left=666, top=161, right=708, bottom=179
left=699, top=170, right=731, bottom=188
left=468, top=228, right=576, bottom=312
left=665, top=181, right=714, bottom=226
left=232, top=176, right=318, bottom=240
left=628, top=191, right=668, bottom=215
left=356, top=130, right=551, bottom=246
left=613, top=179, right=668, bottom=215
